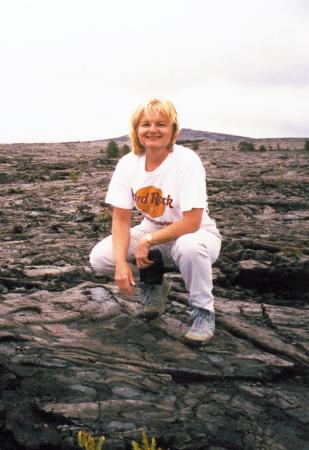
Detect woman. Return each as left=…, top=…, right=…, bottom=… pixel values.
left=90, top=98, right=221, bottom=345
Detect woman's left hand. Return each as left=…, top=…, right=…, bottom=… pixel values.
left=135, top=238, right=153, bottom=269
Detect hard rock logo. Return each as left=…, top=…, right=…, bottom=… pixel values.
left=133, top=186, right=174, bottom=218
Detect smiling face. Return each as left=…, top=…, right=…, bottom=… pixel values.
left=137, top=111, right=174, bottom=152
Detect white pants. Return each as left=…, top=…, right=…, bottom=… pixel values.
left=89, top=224, right=221, bottom=312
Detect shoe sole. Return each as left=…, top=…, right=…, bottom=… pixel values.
left=183, top=333, right=213, bottom=346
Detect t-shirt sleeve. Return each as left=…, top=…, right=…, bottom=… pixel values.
left=179, top=154, right=208, bottom=212
left=105, top=155, right=135, bottom=209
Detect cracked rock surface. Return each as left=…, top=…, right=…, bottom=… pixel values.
left=0, top=140, right=308, bottom=449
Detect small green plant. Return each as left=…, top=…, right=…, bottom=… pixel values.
left=95, top=210, right=112, bottom=223
left=304, top=140, right=309, bottom=151
left=69, top=170, right=80, bottom=184
left=282, top=246, right=303, bottom=259
left=132, top=431, right=162, bottom=450
left=77, top=431, right=105, bottom=450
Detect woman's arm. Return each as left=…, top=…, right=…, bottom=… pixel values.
left=135, top=208, right=203, bottom=268
left=112, top=207, right=136, bottom=296
left=151, top=208, right=203, bottom=243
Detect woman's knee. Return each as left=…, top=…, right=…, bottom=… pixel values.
left=89, top=236, right=114, bottom=276
left=172, top=234, right=203, bottom=261
left=172, top=232, right=221, bottom=265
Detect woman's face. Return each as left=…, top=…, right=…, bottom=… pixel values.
left=137, top=111, right=173, bottom=152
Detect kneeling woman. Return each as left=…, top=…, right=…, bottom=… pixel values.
left=90, top=98, right=221, bottom=344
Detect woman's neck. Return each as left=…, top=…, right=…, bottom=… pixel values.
left=145, top=147, right=170, bottom=172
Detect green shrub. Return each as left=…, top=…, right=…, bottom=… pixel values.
left=258, top=145, right=267, bottom=152
left=106, top=140, right=120, bottom=158
left=121, top=144, right=131, bottom=155
left=192, top=141, right=200, bottom=151
left=238, top=141, right=255, bottom=151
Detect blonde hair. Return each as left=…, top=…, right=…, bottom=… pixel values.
left=129, top=98, right=179, bottom=155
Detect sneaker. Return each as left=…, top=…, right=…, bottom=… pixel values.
left=184, top=308, right=215, bottom=345
left=139, top=278, right=171, bottom=319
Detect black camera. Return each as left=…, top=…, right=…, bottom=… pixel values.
left=139, top=249, right=164, bottom=285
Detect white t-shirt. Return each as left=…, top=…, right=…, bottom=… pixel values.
left=105, top=144, right=220, bottom=235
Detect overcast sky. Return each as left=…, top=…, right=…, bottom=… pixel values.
left=1, top=0, right=308, bottom=143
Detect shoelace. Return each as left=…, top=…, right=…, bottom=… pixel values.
left=190, top=309, right=212, bottom=331
left=140, top=284, right=157, bottom=306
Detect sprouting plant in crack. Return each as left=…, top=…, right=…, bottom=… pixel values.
left=132, top=430, right=162, bottom=450
left=69, top=170, right=80, bottom=184
left=77, top=431, right=105, bottom=450
left=282, top=246, right=303, bottom=259
left=95, top=210, right=112, bottom=223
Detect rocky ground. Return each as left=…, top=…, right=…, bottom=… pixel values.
left=0, top=139, right=308, bottom=450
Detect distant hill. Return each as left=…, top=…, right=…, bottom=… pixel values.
left=109, top=129, right=307, bottom=151
left=177, top=128, right=249, bottom=142
left=113, top=128, right=249, bottom=144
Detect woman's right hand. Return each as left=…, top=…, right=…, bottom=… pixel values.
left=115, top=261, right=135, bottom=297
